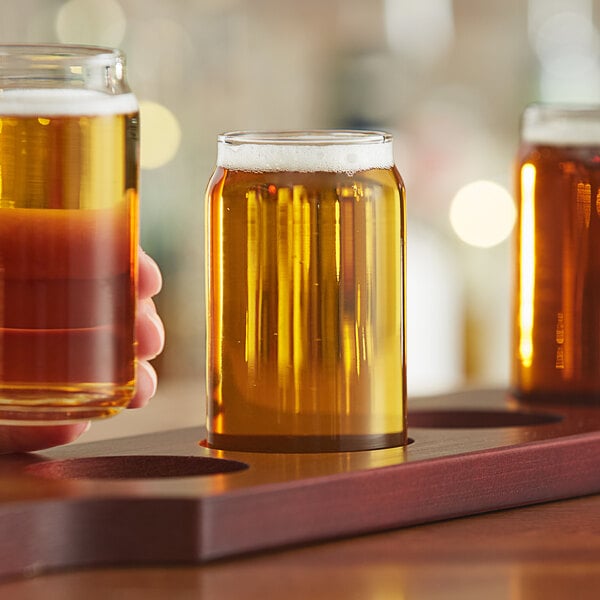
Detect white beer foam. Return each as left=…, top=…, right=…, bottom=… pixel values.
left=0, top=88, right=138, bottom=116
left=522, top=107, right=600, bottom=146
left=217, top=133, right=394, bottom=173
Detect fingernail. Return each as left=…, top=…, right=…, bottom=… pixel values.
left=140, top=360, right=158, bottom=398
left=143, top=301, right=166, bottom=357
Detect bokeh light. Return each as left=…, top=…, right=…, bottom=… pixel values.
left=533, top=11, right=598, bottom=77
left=139, top=100, right=182, bottom=170
left=528, top=0, right=600, bottom=102
left=449, top=180, right=516, bottom=248
left=56, top=0, right=126, bottom=47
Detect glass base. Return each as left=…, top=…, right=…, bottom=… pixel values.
left=207, top=431, right=407, bottom=453
left=0, top=385, right=132, bottom=424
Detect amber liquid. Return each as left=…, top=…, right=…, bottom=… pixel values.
left=0, top=111, right=138, bottom=422
left=206, top=168, right=406, bottom=451
left=513, top=143, right=600, bottom=401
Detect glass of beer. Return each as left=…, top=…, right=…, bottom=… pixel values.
left=205, top=131, right=407, bottom=451
left=512, top=104, right=600, bottom=402
left=0, top=45, right=139, bottom=423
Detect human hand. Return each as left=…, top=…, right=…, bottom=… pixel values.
left=0, top=249, right=165, bottom=454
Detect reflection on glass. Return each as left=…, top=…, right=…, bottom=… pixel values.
left=518, top=163, right=536, bottom=370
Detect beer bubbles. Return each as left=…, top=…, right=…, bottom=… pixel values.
left=449, top=180, right=516, bottom=248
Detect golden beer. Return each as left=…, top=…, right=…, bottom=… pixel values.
left=0, top=46, right=139, bottom=423
left=206, top=131, right=406, bottom=451
left=512, top=104, right=600, bottom=402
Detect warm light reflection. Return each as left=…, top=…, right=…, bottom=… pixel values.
left=519, top=163, right=536, bottom=368
left=56, top=0, right=126, bottom=47
left=214, top=189, right=224, bottom=413
left=245, top=189, right=258, bottom=374
left=449, top=180, right=516, bottom=248
left=139, top=101, right=182, bottom=170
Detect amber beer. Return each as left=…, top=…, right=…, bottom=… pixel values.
left=206, top=131, right=406, bottom=451
left=0, top=45, right=139, bottom=422
left=512, top=104, right=600, bottom=401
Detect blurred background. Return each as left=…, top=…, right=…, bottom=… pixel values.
left=2, top=0, right=599, bottom=405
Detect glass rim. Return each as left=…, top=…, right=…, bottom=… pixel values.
left=0, top=43, right=123, bottom=65
left=523, top=102, right=600, bottom=117
left=0, top=43, right=133, bottom=105
left=521, top=102, right=600, bottom=145
left=218, top=130, right=393, bottom=146
left=216, top=130, right=395, bottom=172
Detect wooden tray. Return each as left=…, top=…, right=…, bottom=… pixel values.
left=1, top=388, right=599, bottom=579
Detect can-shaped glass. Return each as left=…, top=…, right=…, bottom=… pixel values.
left=205, top=131, right=407, bottom=451
left=0, top=45, right=139, bottom=423
left=512, top=104, right=600, bottom=402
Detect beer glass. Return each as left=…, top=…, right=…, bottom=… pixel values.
left=512, top=104, right=600, bottom=402
left=0, top=45, right=139, bottom=423
left=205, top=131, right=407, bottom=451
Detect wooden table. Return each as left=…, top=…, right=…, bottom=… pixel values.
left=1, top=381, right=599, bottom=599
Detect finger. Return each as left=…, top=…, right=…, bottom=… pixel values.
left=138, top=249, right=162, bottom=299
left=136, top=298, right=165, bottom=359
left=0, top=421, right=90, bottom=454
left=127, top=360, right=158, bottom=409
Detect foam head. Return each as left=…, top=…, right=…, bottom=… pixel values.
left=0, top=88, right=138, bottom=116
left=521, top=104, right=600, bottom=146
left=217, top=131, right=394, bottom=173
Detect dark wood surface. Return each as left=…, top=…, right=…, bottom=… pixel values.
left=1, top=385, right=600, bottom=598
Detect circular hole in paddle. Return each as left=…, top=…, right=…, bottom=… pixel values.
left=25, top=455, right=248, bottom=480
left=408, top=409, right=562, bottom=429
